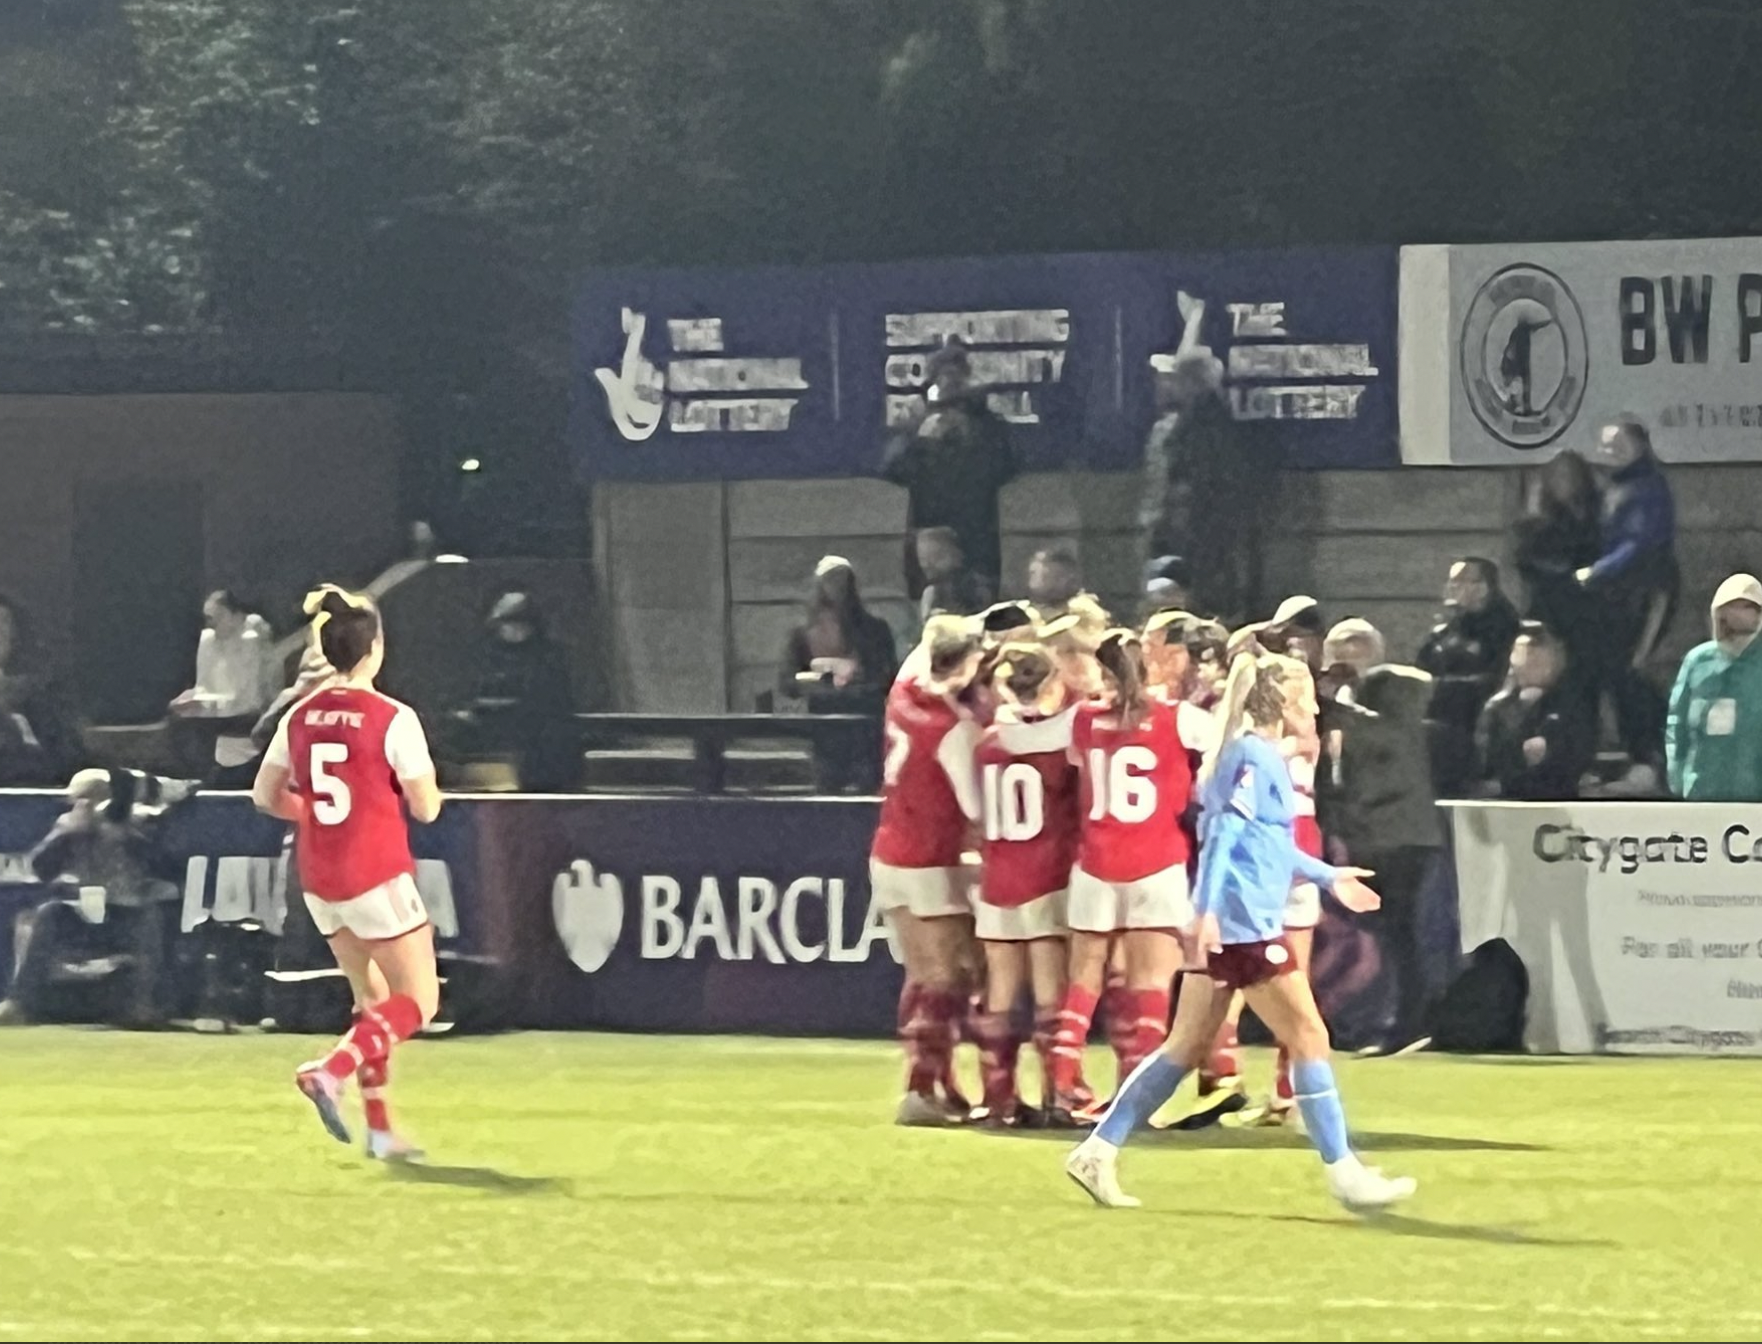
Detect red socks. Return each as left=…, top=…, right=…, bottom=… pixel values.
left=319, top=994, right=424, bottom=1082
left=358, top=1053, right=391, bottom=1133
left=1050, top=983, right=1099, bottom=1096
left=1275, top=1045, right=1294, bottom=1102
left=1129, top=988, right=1171, bottom=1075
left=904, top=988, right=961, bottom=1097
left=975, top=1011, right=1021, bottom=1114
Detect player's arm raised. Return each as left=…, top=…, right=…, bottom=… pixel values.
left=388, top=704, right=444, bottom=824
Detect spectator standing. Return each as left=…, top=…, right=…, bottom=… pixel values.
left=1666, top=574, right=1762, bottom=802
left=1513, top=449, right=1602, bottom=693
left=169, top=590, right=279, bottom=786
left=779, top=556, right=898, bottom=793
left=914, top=527, right=992, bottom=629
left=1141, top=348, right=1281, bottom=623
left=1316, top=619, right=1441, bottom=1054
left=1577, top=416, right=1678, bottom=793
left=1474, top=622, right=1594, bottom=801
left=1415, top=558, right=1521, bottom=796
left=881, top=338, right=1017, bottom=601
left=1025, top=546, right=1086, bottom=621
left=0, top=594, right=74, bottom=786
left=458, top=593, right=579, bottom=792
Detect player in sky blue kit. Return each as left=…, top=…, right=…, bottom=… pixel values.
left=1064, top=649, right=1418, bottom=1214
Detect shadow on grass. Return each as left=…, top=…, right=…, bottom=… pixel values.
left=381, top=1162, right=575, bottom=1196
left=1154, top=1206, right=1612, bottom=1248
left=992, top=1126, right=1548, bottom=1153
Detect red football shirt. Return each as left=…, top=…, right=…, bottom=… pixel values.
left=267, top=685, right=433, bottom=901
left=870, top=677, right=982, bottom=870
left=975, top=707, right=1079, bottom=906
left=1071, top=699, right=1193, bottom=883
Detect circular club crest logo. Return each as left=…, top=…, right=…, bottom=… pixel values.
left=1459, top=263, right=1588, bottom=450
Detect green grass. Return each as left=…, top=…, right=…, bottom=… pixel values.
left=0, top=1030, right=1758, bottom=1342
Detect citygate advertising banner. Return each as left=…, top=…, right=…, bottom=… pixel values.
left=1401, top=236, right=1762, bottom=465
left=1450, top=801, right=1762, bottom=1055
left=570, top=248, right=1398, bottom=480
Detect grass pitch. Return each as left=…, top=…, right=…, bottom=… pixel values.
left=0, top=1029, right=1756, bottom=1341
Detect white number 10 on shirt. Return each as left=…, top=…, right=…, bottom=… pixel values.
left=1087, top=746, right=1158, bottom=824
left=982, top=762, right=1045, bottom=841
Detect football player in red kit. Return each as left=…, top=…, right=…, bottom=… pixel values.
left=970, top=642, right=1079, bottom=1125
left=1049, top=630, right=1195, bottom=1120
left=252, top=587, right=443, bottom=1159
left=871, top=616, right=986, bottom=1125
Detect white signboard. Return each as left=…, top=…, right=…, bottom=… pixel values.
left=1450, top=801, right=1762, bottom=1054
left=1401, top=237, right=1762, bottom=464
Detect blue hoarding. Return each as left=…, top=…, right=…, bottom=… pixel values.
left=570, top=248, right=1398, bottom=481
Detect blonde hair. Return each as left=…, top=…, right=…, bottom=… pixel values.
left=921, top=614, right=983, bottom=685
left=1196, top=650, right=1310, bottom=787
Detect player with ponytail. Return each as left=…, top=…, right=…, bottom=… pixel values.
left=253, top=585, right=443, bottom=1160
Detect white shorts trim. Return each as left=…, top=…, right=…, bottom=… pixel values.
left=1067, top=864, right=1194, bottom=934
left=869, top=859, right=970, bottom=919
left=1284, top=881, right=1321, bottom=930
left=976, top=890, right=1067, bottom=942
left=305, top=872, right=429, bottom=942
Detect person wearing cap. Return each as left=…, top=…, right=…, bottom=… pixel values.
left=0, top=768, right=193, bottom=1027
left=1665, top=573, right=1762, bottom=802
left=454, top=591, right=578, bottom=792
left=1141, top=556, right=1194, bottom=622
left=881, top=337, right=1017, bottom=602
left=780, top=556, right=898, bottom=793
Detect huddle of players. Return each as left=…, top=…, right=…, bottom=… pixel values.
left=869, top=590, right=1326, bottom=1129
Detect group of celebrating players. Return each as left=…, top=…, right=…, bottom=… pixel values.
left=869, top=591, right=1418, bottom=1213
left=252, top=575, right=1413, bottom=1212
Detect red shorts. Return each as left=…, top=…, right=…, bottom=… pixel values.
left=1207, top=937, right=1297, bottom=992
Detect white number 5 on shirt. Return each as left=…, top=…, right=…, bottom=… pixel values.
left=309, top=742, right=353, bottom=824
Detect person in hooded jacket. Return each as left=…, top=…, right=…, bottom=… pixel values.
left=1666, top=574, right=1762, bottom=803
left=460, top=592, right=578, bottom=792
left=1315, top=621, right=1441, bottom=1054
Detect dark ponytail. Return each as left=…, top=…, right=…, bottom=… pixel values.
left=1096, top=628, right=1151, bottom=726
left=303, top=584, right=379, bottom=673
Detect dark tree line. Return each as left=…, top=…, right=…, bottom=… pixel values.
left=1, top=0, right=1759, bottom=546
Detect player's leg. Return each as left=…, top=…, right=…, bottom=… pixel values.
left=1100, top=935, right=1133, bottom=1096
left=1120, top=928, right=1179, bottom=1080
left=1066, top=974, right=1228, bottom=1208
left=912, top=911, right=971, bottom=1119
left=976, top=935, right=1028, bottom=1122
left=297, top=879, right=437, bottom=1140
left=1051, top=868, right=1116, bottom=1115
left=1026, top=932, right=1068, bottom=1110
left=1245, top=966, right=1415, bottom=1211
left=1050, top=927, right=1109, bottom=1115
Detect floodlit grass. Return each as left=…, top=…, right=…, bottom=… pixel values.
left=0, top=1030, right=1756, bottom=1341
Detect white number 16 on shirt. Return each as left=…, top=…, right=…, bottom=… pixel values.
left=1087, top=746, right=1158, bottom=824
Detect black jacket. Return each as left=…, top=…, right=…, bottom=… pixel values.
left=1416, top=596, right=1521, bottom=735
left=1318, top=665, right=1443, bottom=854
left=1475, top=683, right=1594, bottom=801
left=881, top=389, right=1017, bottom=583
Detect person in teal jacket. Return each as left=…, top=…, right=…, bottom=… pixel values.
left=1666, top=573, right=1762, bottom=801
